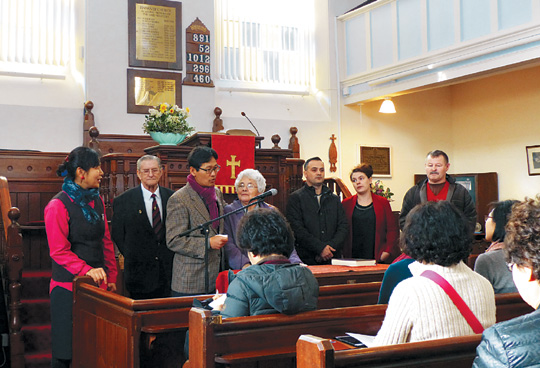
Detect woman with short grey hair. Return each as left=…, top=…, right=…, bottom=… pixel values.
left=224, top=169, right=302, bottom=269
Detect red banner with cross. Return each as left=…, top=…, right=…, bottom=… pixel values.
left=212, top=135, right=255, bottom=194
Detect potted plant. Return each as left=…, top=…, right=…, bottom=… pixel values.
left=143, top=103, right=195, bottom=145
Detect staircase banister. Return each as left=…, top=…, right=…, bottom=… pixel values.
left=6, top=206, right=25, bottom=368
left=324, top=177, right=352, bottom=199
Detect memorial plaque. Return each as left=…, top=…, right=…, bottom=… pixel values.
left=183, top=18, right=214, bottom=87
left=359, top=146, right=392, bottom=177
left=128, top=0, right=182, bottom=70
left=127, top=69, right=182, bottom=114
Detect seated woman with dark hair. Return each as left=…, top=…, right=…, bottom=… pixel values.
left=474, top=200, right=519, bottom=294
left=220, top=209, right=318, bottom=318
left=473, top=197, right=540, bottom=367
left=374, top=201, right=496, bottom=345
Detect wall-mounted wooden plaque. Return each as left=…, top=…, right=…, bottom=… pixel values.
left=127, top=69, right=182, bottom=114
left=183, top=18, right=214, bottom=87
left=359, top=145, right=392, bottom=177
left=128, top=0, right=182, bottom=70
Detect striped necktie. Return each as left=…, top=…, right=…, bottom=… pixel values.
left=151, top=194, right=163, bottom=240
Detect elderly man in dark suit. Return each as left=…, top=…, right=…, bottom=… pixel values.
left=166, top=146, right=228, bottom=296
left=111, top=155, right=174, bottom=299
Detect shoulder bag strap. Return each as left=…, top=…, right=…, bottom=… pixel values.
left=420, top=270, right=484, bottom=333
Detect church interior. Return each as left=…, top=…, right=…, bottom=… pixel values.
left=1, top=0, right=540, bottom=366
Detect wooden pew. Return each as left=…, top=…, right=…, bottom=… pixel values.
left=184, top=292, right=533, bottom=368
left=296, top=334, right=482, bottom=368
left=309, top=264, right=388, bottom=286
left=184, top=304, right=387, bottom=368
left=71, top=278, right=380, bottom=368
left=72, top=277, right=211, bottom=368
left=318, top=282, right=380, bottom=308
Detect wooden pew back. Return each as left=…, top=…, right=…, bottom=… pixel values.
left=72, top=277, right=211, bottom=368
left=318, top=282, right=380, bottom=308
left=185, top=292, right=532, bottom=368
left=185, top=305, right=388, bottom=368
left=71, top=279, right=381, bottom=367
left=0, top=176, right=12, bottom=243
left=297, top=334, right=482, bottom=368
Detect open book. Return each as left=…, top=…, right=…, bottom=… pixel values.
left=331, top=258, right=376, bottom=267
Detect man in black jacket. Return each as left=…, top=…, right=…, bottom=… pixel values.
left=286, top=157, right=348, bottom=265
left=399, top=150, right=476, bottom=231
left=111, top=155, right=174, bottom=299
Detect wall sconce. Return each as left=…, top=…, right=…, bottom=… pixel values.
left=379, top=97, right=396, bottom=114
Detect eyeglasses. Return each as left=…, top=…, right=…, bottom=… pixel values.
left=484, top=215, right=493, bottom=222
left=139, top=168, right=160, bottom=175
left=198, top=165, right=221, bottom=174
left=238, top=183, right=256, bottom=190
left=506, top=262, right=515, bottom=272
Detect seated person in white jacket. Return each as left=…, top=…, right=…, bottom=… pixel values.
left=374, top=201, right=496, bottom=345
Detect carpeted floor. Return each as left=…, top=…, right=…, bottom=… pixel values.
left=21, top=270, right=51, bottom=368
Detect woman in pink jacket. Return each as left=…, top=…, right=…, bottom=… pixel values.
left=45, top=147, right=117, bottom=368
left=341, top=164, right=399, bottom=263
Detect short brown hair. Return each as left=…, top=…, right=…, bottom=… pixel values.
left=505, top=196, right=540, bottom=280
left=350, top=163, right=373, bottom=181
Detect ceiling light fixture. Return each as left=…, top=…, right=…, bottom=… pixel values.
left=379, top=97, right=396, bottom=114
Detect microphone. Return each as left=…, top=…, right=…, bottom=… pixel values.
left=241, top=111, right=261, bottom=137
left=248, top=188, right=278, bottom=203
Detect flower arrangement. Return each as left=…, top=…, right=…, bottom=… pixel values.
left=142, top=103, right=195, bottom=135
left=371, top=180, right=394, bottom=201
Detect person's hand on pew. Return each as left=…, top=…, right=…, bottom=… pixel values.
left=107, top=283, right=117, bottom=292
left=86, top=267, right=107, bottom=285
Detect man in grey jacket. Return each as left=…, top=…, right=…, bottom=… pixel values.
left=399, top=150, right=476, bottom=231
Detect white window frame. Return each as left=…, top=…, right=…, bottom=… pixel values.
left=215, top=0, right=315, bottom=94
left=0, top=0, right=74, bottom=78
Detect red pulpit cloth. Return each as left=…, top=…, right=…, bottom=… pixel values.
left=212, top=135, right=255, bottom=194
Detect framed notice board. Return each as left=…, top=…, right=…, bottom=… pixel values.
left=183, top=18, right=214, bottom=87
left=359, top=146, right=392, bottom=177
left=128, top=0, right=182, bottom=70
left=127, top=69, right=182, bottom=114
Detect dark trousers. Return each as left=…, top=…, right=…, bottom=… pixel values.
left=129, top=283, right=171, bottom=300
left=50, top=286, right=73, bottom=364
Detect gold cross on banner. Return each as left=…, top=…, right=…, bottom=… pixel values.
left=227, top=155, right=241, bottom=179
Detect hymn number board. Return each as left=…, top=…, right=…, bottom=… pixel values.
left=183, top=18, right=214, bottom=87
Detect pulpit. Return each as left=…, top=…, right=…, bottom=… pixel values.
left=101, top=133, right=304, bottom=213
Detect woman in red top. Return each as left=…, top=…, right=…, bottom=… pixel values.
left=44, top=147, right=117, bottom=368
left=341, top=164, right=399, bottom=263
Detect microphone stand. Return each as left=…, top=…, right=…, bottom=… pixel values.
left=241, top=112, right=261, bottom=149
left=176, top=196, right=268, bottom=293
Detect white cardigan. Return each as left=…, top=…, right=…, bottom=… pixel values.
left=374, top=261, right=496, bottom=345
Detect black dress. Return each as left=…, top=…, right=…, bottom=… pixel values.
left=351, top=202, right=376, bottom=259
